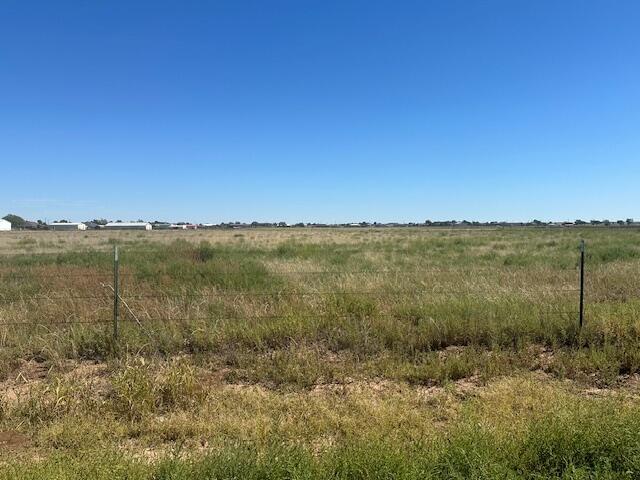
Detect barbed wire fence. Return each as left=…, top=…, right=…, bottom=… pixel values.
left=0, top=242, right=596, bottom=339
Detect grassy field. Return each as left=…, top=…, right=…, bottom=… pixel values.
left=1, top=227, right=640, bottom=479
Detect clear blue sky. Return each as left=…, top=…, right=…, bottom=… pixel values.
left=1, top=1, right=639, bottom=223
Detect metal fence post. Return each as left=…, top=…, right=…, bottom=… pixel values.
left=113, top=245, right=119, bottom=340
left=579, top=240, right=585, bottom=329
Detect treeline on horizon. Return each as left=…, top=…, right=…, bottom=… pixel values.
left=1, top=213, right=638, bottom=230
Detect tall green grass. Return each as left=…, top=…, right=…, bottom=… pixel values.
left=2, top=228, right=640, bottom=386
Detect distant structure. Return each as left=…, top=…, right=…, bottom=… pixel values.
left=150, top=222, right=171, bottom=230
left=150, top=223, right=199, bottom=230
left=155, top=223, right=186, bottom=230
left=0, top=218, right=11, bottom=231
left=104, top=222, right=152, bottom=231
left=22, top=221, right=40, bottom=230
left=49, top=222, right=87, bottom=231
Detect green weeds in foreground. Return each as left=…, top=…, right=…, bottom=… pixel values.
left=3, top=396, right=640, bottom=479
left=3, top=368, right=640, bottom=479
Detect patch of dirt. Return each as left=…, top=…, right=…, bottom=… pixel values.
left=532, top=345, right=555, bottom=370
left=201, top=367, right=232, bottom=386
left=622, top=373, right=640, bottom=391
left=580, top=386, right=615, bottom=397
left=453, top=375, right=482, bottom=397
left=0, top=431, right=30, bottom=450
left=122, top=437, right=211, bottom=462
left=417, top=375, right=483, bottom=400
left=0, top=360, right=50, bottom=405
left=63, top=360, right=112, bottom=399
left=307, top=375, right=483, bottom=401
left=437, top=345, right=466, bottom=360
left=572, top=374, right=640, bottom=399
left=0, top=359, right=110, bottom=406
left=16, top=359, right=50, bottom=382
left=61, top=360, right=108, bottom=381
left=309, top=378, right=409, bottom=397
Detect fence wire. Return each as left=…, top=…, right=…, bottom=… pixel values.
left=0, top=246, right=626, bottom=331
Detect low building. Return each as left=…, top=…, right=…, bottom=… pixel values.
left=151, top=222, right=171, bottom=230
left=0, top=218, right=11, bottom=231
left=104, top=222, right=152, bottom=231
left=23, top=221, right=40, bottom=230
left=49, top=222, right=87, bottom=231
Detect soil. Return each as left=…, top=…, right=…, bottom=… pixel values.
left=0, top=431, right=30, bottom=450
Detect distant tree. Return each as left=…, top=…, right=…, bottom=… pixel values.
left=2, top=214, right=25, bottom=228
left=575, top=219, right=587, bottom=225
left=93, top=219, right=108, bottom=225
left=627, top=219, right=634, bottom=225
left=616, top=220, right=625, bottom=225
left=532, top=219, right=543, bottom=225
left=603, top=219, right=611, bottom=226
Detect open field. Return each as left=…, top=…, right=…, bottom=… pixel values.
left=2, top=227, right=640, bottom=478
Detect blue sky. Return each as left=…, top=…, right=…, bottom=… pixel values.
left=1, top=1, right=639, bottom=223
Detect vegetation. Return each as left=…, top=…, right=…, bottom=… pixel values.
left=1, top=227, right=640, bottom=478
left=2, top=213, right=25, bottom=228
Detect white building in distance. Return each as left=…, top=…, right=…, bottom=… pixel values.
left=0, top=218, right=11, bottom=231
left=104, top=222, right=152, bottom=231
left=49, top=222, right=87, bottom=231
